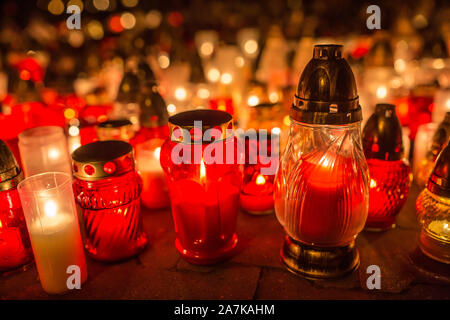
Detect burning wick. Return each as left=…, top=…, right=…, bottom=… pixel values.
left=256, top=174, right=266, bottom=185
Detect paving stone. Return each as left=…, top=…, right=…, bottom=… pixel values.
left=1, top=185, right=449, bottom=299
left=230, top=211, right=285, bottom=269
left=139, top=208, right=180, bottom=270
left=255, top=268, right=374, bottom=300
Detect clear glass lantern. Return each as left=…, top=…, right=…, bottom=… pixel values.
left=274, top=45, right=369, bottom=278
left=416, top=142, right=450, bottom=264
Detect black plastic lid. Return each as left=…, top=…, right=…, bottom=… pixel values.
left=97, top=119, right=132, bottom=129
left=362, top=104, right=404, bottom=161
left=291, top=44, right=362, bottom=125
left=72, top=140, right=132, bottom=163
left=0, top=140, right=23, bottom=191
left=427, top=142, right=450, bottom=198
left=139, top=85, right=169, bottom=128
left=169, top=109, right=232, bottom=129
left=116, top=71, right=140, bottom=102
left=364, top=32, right=394, bottom=68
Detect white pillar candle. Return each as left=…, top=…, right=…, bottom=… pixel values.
left=18, top=126, right=72, bottom=177
left=18, top=172, right=87, bottom=294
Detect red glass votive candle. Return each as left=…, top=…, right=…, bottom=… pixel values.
left=72, top=140, right=147, bottom=262
left=240, top=133, right=278, bottom=215
left=0, top=140, right=33, bottom=272
left=136, top=138, right=170, bottom=209
left=363, top=104, right=412, bottom=230
left=160, top=110, right=242, bottom=265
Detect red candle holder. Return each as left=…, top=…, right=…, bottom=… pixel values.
left=0, top=140, right=33, bottom=272
left=78, top=104, right=113, bottom=145
left=160, top=110, right=242, bottom=265
left=72, top=141, right=147, bottom=262
left=363, top=104, right=412, bottom=231
left=240, top=132, right=278, bottom=215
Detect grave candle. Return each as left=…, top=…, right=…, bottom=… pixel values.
left=18, top=172, right=87, bottom=294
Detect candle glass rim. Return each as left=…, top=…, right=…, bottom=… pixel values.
left=18, top=126, right=65, bottom=146
left=17, top=172, right=72, bottom=195
left=289, top=118, right=362, bottom=129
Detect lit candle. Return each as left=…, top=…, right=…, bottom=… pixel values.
left=160, top=110, right=241, bottom=265
left=240, top=174, right=274, bottom=214
left=416, top=142, right=450, bottom=264
left=136, top=138, right=170, bottom=209
left=276, top=152, right=368, bottom=246
left=18, top=126, right=72, bottom=177
left=17, top=172, right=87, bottom=294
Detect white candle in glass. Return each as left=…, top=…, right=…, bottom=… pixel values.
left=18, top=126, right=72, bottom=177
left=18, top=172, right=87, bottom=294
left=136, top=139, right=170, bottom=209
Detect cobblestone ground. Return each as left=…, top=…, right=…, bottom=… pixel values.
left=1, top=184, right=449, bottom=300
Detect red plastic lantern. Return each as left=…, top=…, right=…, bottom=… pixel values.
left=240, top=132, right=278, bottom=214
left=72, top=141, right=147, bottom=262
left=0, top=140, right=33, bottom=272
left=160, top=110, right=241, bottom=265
left=363, top=104, right=412, bottom=230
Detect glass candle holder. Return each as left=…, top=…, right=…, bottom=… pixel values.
left=0, top=140, right=33, bottom=272
left=432, top=88, right=450, bottom=124
left=18, top=126, right=72, bottom=177
left=414, top=122, right=438, bottom=184
left=416, top=142, right=450, bottom=264
left=275, top=45, right=369, bottom=278
left=414, top=112, right=450, bottom=188
left=136, top=138, right=170, bottom=209
left=96, top=119, right=135, bottom=143
left=407, top=84, right=435, bottom=140
left=17, top=172, right=87, bottom=294
left=362, top=104, right=412, bottom=231
left=72, top=140, right=147, bottom=262
left=240, top=132, right=278, bottom=215
left=160, top=110, right=242, bottom=265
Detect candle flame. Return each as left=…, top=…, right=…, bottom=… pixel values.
left=154, top=147, right=161, bottom=160
left=44, top=200, right=57, bottom=218
left=200, top=159, right=206, bottom=179
left=370, top=179, right=377, bottom=189
left=247, top=95, right=259, bottom=106
left=256, top=174, right=266, bottom=185
left=48, top=148, right=60, bottom=160
left=376, top=86, right=387, bottom=99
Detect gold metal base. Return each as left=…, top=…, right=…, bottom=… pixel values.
left=419, top=230, right=450, bottom=264
left=281, top=236, right=359, bottom=279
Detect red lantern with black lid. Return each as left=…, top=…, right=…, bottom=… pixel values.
left=0, top=140, right=33, bottom=272
left=362, top=103, right=412, bottom=231
left=72, top=140, right=147, bottom=262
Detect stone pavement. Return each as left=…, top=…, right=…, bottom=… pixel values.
left=1, top=183, right=449, bottom=300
